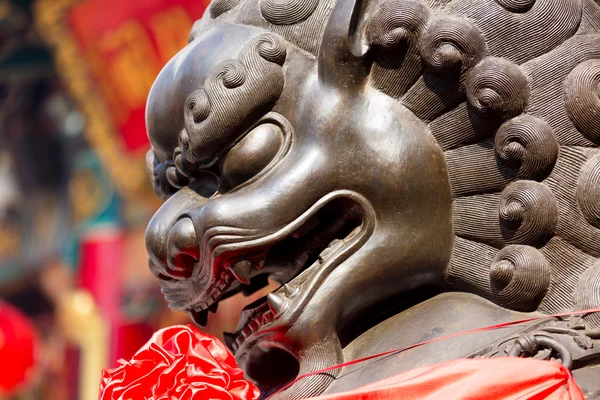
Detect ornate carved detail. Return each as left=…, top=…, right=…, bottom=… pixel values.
left=368, top=0, right=429, bottom=50
left=218, top=60, right=247, bottom=89
left=254, top=35, right=288, bottom=65
left=445, top=115, right=559, bottom=197
left=564, top=59, right=600, bottom=145
left=454, top=181, right=558, bottom=247
left=577, top=153, right=600, bottom=229
left=523, top=35, right=600, bottom=147
left=494, top=115, right=558, bottom=180
left=146, top=146, right=219, bottom=200
left=498, top=181, right=558, bottom=246
left=210, top=0, right=242, bottom=18
left=447, top=239, right=550, bottom=311
left=465, top=57, right=529, bottom=120
left=366, top=0, right=430, bottom=98
left=469, top=316, right=600, bottom=370
left=181, top=34, right=287, bottom=166
left=146, top=151, right=177, bottom=200
left=432, top=106, right=496, bottom=152
left=574, top=262, right=600, bottom=328
left=186, top=89, right=211, bottom=123
left=490, top=245, right=550, bottom=310
left=495, top=0, right=536, bottom=13
left=446, top=0, right=583, bottom=64
left=259, top=0, right=320, bottom=25
left=420, top=17, right=487, bottom=77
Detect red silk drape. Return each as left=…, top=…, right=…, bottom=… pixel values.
left=307, top=358, right=584, bottom=400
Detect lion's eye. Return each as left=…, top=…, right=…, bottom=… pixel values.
left=221, top=123, right=284, bottom=191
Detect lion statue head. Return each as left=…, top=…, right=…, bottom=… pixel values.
left=145, top=0, right=600, bottom=396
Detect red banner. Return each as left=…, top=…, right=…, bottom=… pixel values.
left=67, top=0, right=208, bottom=152
left=36, top=0, right=209, bottom=205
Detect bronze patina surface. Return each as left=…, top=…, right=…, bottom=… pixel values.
left=144, top=0, right=600, bottom=397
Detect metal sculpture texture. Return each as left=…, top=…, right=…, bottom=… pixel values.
left=144, top=0, right=600, bottom=397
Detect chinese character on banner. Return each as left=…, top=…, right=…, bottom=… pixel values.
left=35, top=0, right=209, bottom=207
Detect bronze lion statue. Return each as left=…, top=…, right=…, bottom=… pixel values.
left=145, top=0, right=600, bottom=397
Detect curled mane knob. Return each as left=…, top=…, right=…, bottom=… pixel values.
left=165, top=165, right=189, bottom=190
left=466, top=57, right=529, bottom=120
left=149, top=150, right=193, bottom=195
left=490, top=259, right=514, bottom=287
left=259, top=0, right=320, bottom=25
left=368, top=0, right=430, bottom=49
left=495, top=0, right=536, bottom=12
left=210, top=0, right=242, bottom=18
left=150, top=159, right=182, bottom=199
left=564, top=59, right=600, bottom=145
left=576, top=153, right=600, bottom=229
left=495, top=115, right=558, bottom=180
left=420, top=17, right=487, bottom=76
left=217, top=60, right=247, bottom=89
left=146, top=151, right=169, bottom=200
left=172, top=147, right=200, bottom=182
left=255, top=35, right=287, bottom=66
left=185, top=89, right=211, bottom=123
left=499, top=181, right=558, bottom=246
left=574, top=262, right=600, bottom=328
left=490, top=245, right=550, bottom=311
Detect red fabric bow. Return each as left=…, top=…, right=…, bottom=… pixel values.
left=99, top=325, right=259, bottom=400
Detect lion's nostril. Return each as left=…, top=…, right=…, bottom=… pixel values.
left=166, top=218, right=200, bottom=279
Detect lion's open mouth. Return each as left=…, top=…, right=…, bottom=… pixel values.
left=190, top=197, right=364, bottom=352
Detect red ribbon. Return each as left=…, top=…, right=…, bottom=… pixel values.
left=268, top=307, right=600, bottom=399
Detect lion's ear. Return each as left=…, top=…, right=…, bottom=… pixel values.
left=317, top=0, right=372, bottom=90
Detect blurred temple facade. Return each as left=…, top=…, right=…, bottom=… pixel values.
left=0, top=1, right=270, bottom=399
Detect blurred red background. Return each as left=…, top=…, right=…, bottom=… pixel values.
left=0, top=1, right=275, bottom=399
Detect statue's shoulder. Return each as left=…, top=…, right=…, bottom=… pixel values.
left=326, top=292, right=600, bottom=395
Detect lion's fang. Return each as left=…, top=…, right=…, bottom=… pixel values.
left=230, top=260, right=252, bottom=285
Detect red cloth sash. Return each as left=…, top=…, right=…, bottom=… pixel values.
left=307, top=358, right=584, bottom=400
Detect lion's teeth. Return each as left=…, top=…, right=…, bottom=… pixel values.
left=235, top=335, right=244, bottom=347
left=267, top=292, right=285, bottom=315
left=230, top=260, right=252, bottom=285
left=249, top=320, right=260, bottom=333
left=242, top=326, right=252, bottom=338
left=263, top=311, right=273, bottom=324
left=318, top=238, right=342, bottom=262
